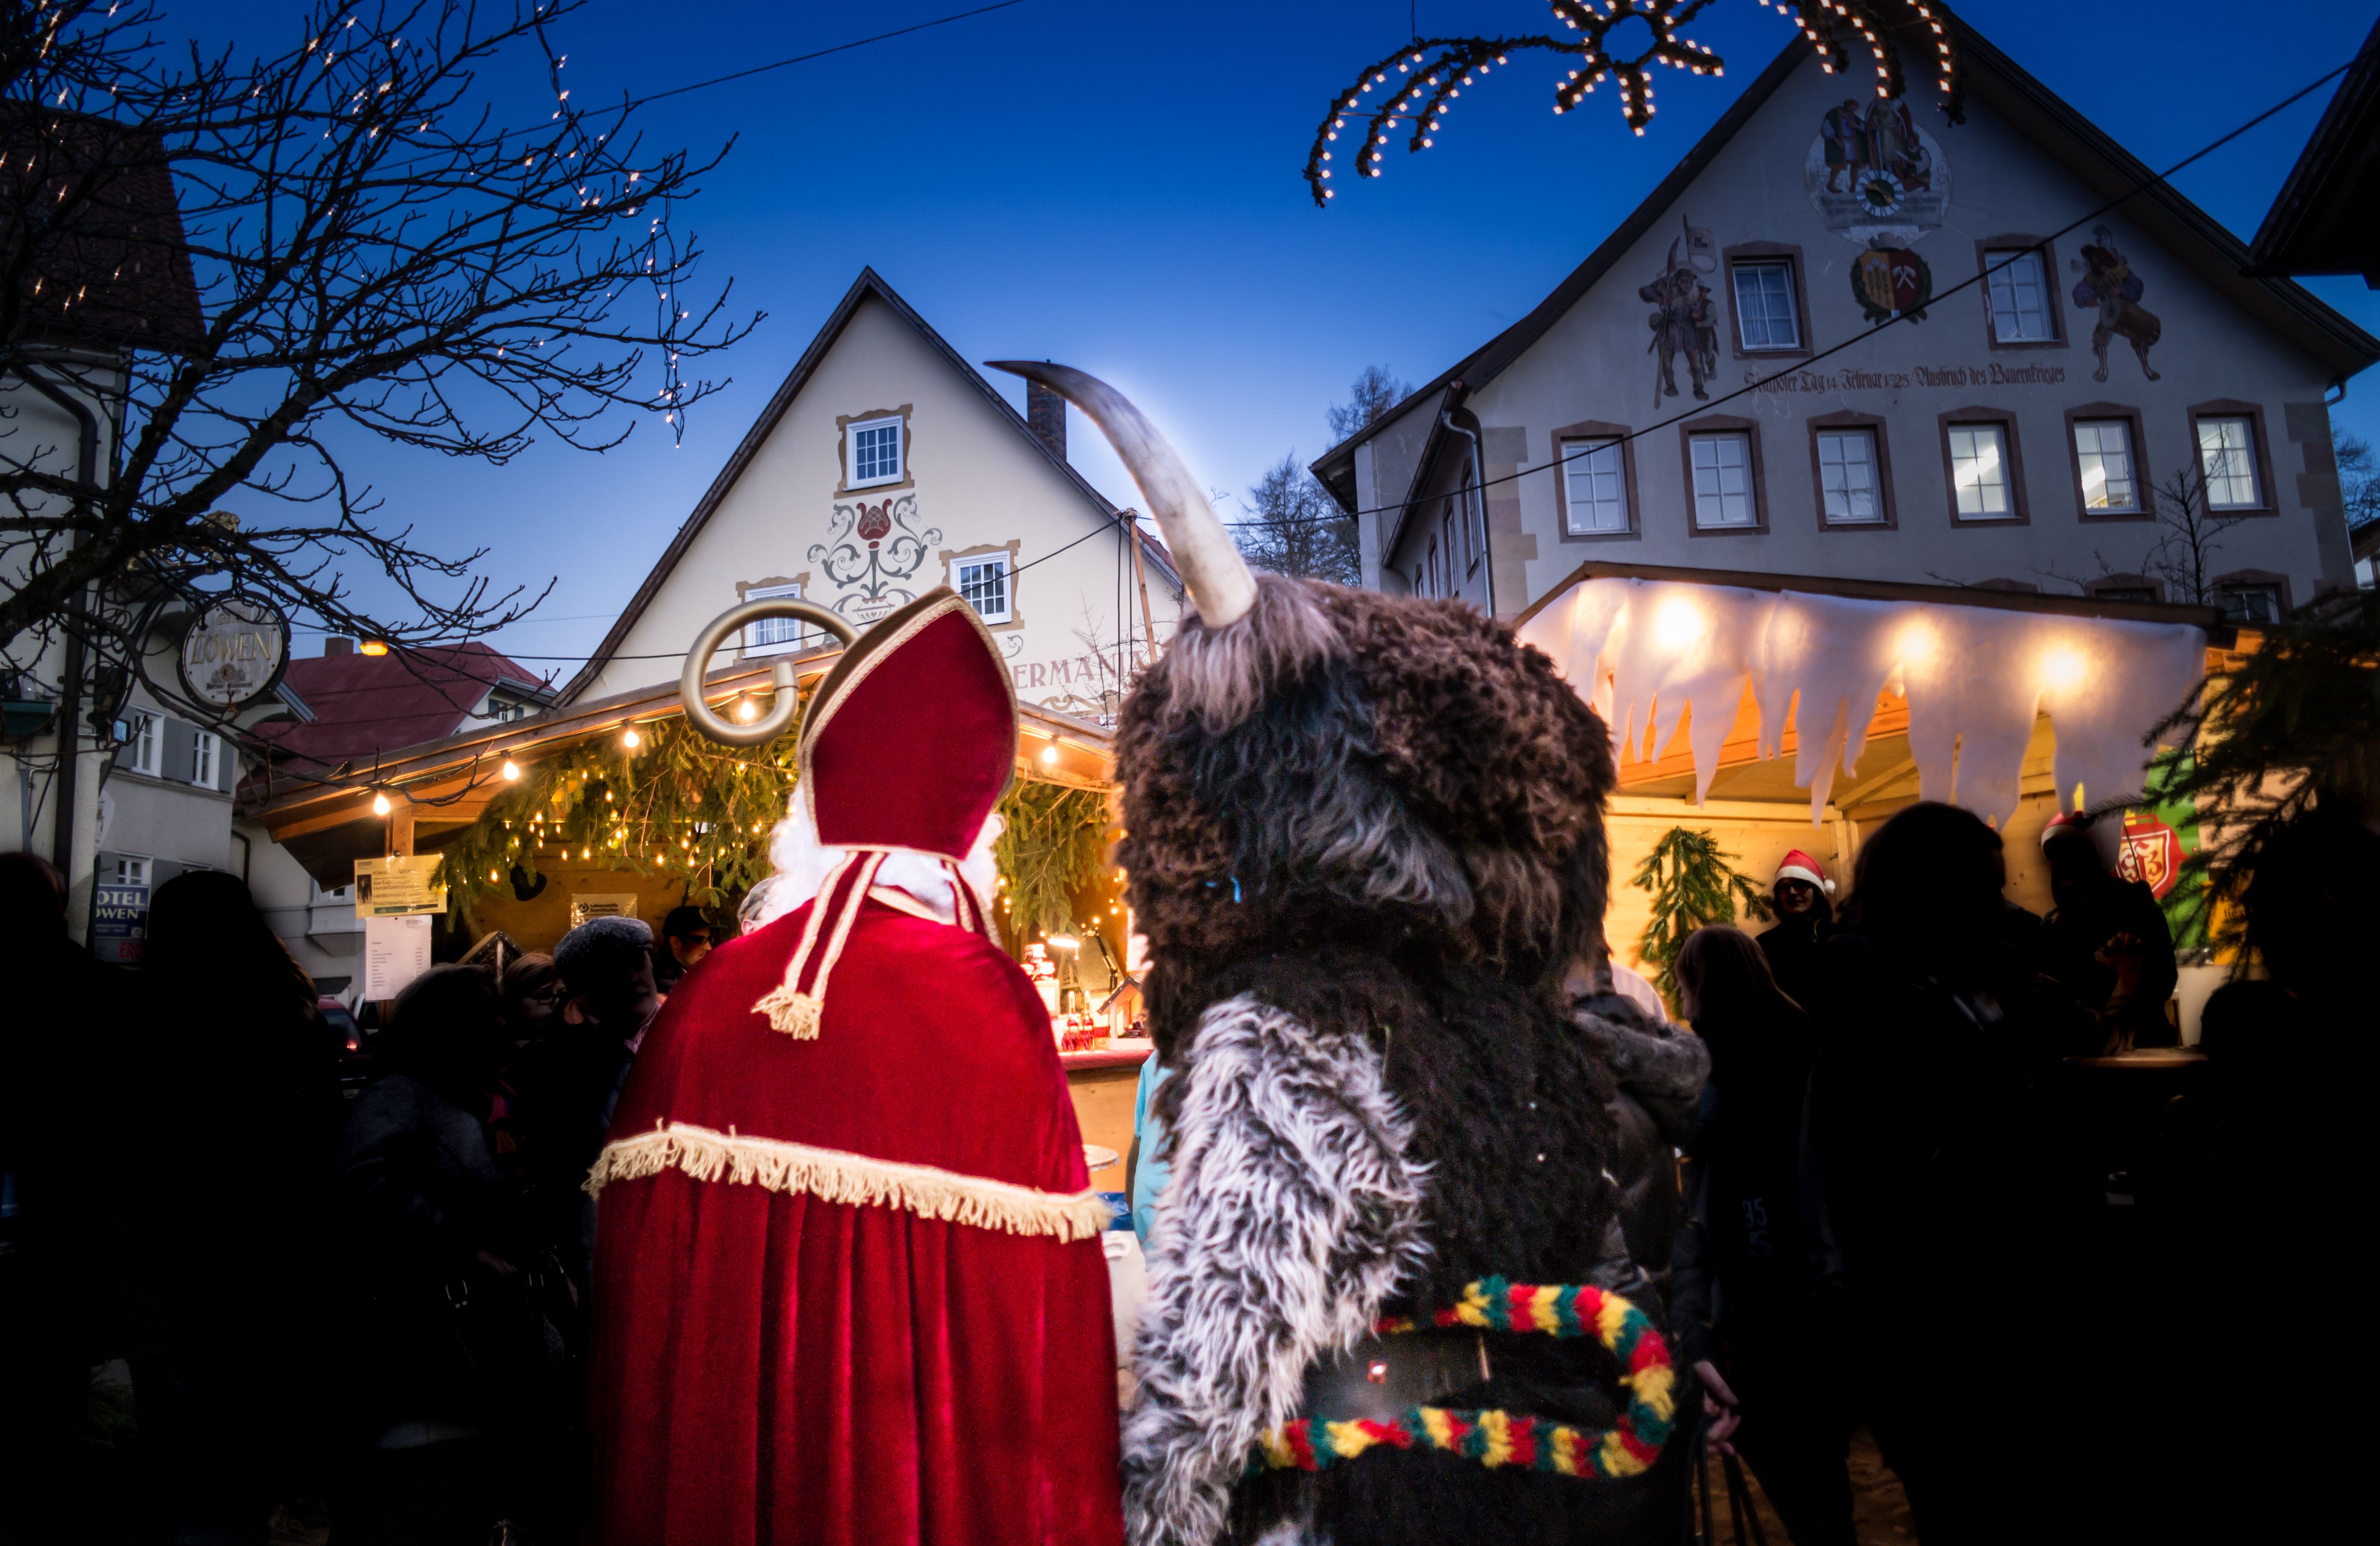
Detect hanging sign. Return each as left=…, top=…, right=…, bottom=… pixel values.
left=354, top=854, right=448, bottom=916
left=178, top=596, right=290, bottom=711
left=2115, top=812, right=2182, bottom=899
left=363, top=914, right=434, bottom=999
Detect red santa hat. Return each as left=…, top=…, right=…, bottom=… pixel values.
left=2040, top=809, right=2124, bottom=872
left=754, top=589, right=1016, bottom=1038
left=1775, top=849, right=1834, bottom=894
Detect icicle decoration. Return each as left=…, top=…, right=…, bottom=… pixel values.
left=1517, top=577, right=2206, bottom=827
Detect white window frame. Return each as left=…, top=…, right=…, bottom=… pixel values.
left=1689, top=431, right=1758, bottom=530
left=741, top=582, right=812, bottom=656
left=1560, top=437, right=1629, bottom=535
left=955, top=556, right=1011, bottom=624
left=1947, top=423, right=2016, bottom=519
left=130, top=711, right=159, bottom=776
left=191, top=730, right=219, bottom=788
left=1731, top=260, right=1801, bottom=352
left=1815, top=428, right=1885, bottom=524
left=846, top=415, right=904, bottom=489
left=2073, top=419, right=2140, bottom=513
left=1985, top=249, right=2054, bottom=343
left=2219, top=583, right=2283, bottom=625
left=2197, top=416, right=2262, bottom=510
left=112, top=854, right=151, bottom=887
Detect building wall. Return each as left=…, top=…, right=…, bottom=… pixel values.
left=2, top=357, right=128, bottom=941
left=577, top=294, right=1183, bottom=715
left=1386, top=45, right=2353, bottom=616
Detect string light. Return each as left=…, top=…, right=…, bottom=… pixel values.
left=1304, top=0, right=1962, bottom=206
left=372, top=791, right=392, bottom=815
left=501, top=759, right=521, bottom=780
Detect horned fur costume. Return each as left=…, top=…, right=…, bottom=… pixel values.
left=997, top=364, right=1687, bottom=1546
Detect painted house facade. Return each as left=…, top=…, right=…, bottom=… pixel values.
left=565, top=270, right=1183, bottom=718
left=1313, top=18, right=2378, bottom=624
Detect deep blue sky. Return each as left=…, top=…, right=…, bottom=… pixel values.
left=172, top=0, right=2380, bottom=670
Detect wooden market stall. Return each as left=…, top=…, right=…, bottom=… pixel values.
left=243, top=634, right=1150, bottom=1191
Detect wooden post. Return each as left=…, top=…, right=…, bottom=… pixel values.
left=1128, top=511, right=1158, bottom=668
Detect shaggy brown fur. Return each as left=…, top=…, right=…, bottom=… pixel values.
left=1118, top=575, right=1618, bottom=1055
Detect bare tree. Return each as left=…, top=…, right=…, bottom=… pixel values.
left=2337, top=430, right=2379, bottom=532
left=1234, top=452, right=1358, bottom=584
left=3, top=0, right=753, bottom=709
left=1325, top=363, right=1410, bottom=443
left=2135, top=467, right=2252, bottom=608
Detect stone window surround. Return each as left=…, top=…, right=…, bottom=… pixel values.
left=940, top=539, right=1025, bottom=633
left=1679, top=414, right=1770, bottom=537
left=2083, top=571, right=2164, bottom=602
left=1975, top=235, right=2069, bottom=351
left=2186, top=399, right=2279, bottom=517
left=1804, top=410, right=1898, bottom=532
left=1936, top=405, right=2032, bottom=527
left=835, top=404, right=915, bottom=496
left=2062, top=401, right=2153, bottom=523
left=1550, top=419, right=1641, bottom=542
left=1722, top=242, right=1813, bottom=362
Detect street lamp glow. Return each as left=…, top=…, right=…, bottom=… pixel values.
left=372, top=791, right=392, bottom=815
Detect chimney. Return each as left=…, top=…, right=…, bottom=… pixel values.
left=1026, top=377, right=1066, bottom=462
left=324, top=635, right=354, bottom=656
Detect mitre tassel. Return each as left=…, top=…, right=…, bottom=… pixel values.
left=753, top=850, right=886, bottom=1038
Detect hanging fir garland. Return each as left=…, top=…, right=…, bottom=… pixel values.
left=1628, top=826, right=1772, bottom=1005
left=992, top=781, right=1113, bottom=950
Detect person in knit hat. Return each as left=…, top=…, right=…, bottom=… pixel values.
left=1756, top=849, right=1834, bottom=1011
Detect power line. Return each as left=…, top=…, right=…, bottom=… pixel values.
left=1342, top=57, right=2357, bottom=527
left=624, top=1, right=1029, bottom=110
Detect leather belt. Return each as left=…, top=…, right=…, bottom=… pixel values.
left=1298, top=1328, right=1492, bottom=1425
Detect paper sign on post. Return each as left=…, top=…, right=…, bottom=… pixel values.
left=354, top=854, right=447, bottom=917
left=569, top=893, right=640, bottom=927
left=363, top=914, right=433, bottom=999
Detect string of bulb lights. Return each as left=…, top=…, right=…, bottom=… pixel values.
left=1303, top=0, right=1966, bottom=207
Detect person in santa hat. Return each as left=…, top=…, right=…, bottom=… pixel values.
left=1755, top=849, right=1834, bottom=1011
left=584, top=589, right=1124, bottom=1546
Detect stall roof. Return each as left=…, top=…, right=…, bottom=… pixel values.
left=245, top=640, right=1117, bottom=887
left=1512, top=558, right=2232, bottom=637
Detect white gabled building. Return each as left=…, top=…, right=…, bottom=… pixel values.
left=564, top=270, right=1182, bottom=718
left=1312, top=14, right=2378, bottom=624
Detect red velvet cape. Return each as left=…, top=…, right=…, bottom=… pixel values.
left=589, top=896, right=1124, bottom=1546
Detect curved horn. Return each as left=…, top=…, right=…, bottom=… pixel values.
left=988, top=361, right=1255, bottom=629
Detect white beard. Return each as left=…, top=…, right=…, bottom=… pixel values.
left=740, top=799, right=1002, bottom=932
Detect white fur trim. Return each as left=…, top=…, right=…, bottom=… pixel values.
left=586, top=1121, right=1111, bottom=1241
left=1122, top=996, right=1427, bottom=1546
left=743, top=799, right=1001, bottom=932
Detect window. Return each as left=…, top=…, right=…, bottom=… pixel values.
left=1689, top=431, right=1758, bottom=528
left=1985, top=249, right=2053, bottom=342
left=2073, top=419, right=2140, bottom=513
left=1462, top=469, right=1485, bottom=574
left=1947, top=423, right=2015, bottom=518
left=1815, top=428, right=1884, bottom=524
left=1426, top=538, right=1440, bottom=599
left=847, top=416, right=903, bottom=488
left=2197, top=415, right=2262, bottom=509
left=741, top=582, right=811, bottom=655
left=1561, top=437, right=1629, bottom=534
left=191, top=730, right=219, bottom=788
left=130, top=711, right=158, bottom=776
left=2220, top=584, right=2284, bottom=624
left=957, top=557, right=1010, bottom=623
left=1732, top=261, right=1801, bottom=351
left=112, top=854, right=150, bottom=887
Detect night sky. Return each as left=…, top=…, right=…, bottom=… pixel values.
left=165, top=0, right=2380, bottom=667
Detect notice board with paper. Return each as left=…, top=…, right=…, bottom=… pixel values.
left=363, top=914, right=433, bottom=999
left=354, top=855, right=447, bottom=917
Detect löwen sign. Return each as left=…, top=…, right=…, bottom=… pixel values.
left=178, top=597, right=291, bottom=711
